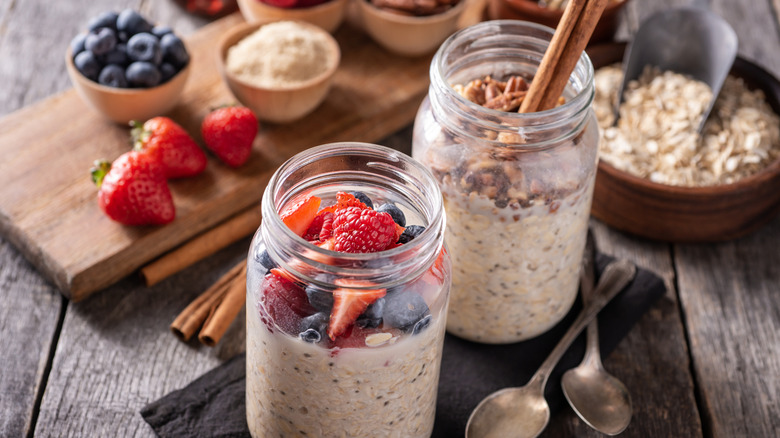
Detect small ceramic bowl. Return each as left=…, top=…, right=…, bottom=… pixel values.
left=587, top=42, right=780, bottom=242
left=237, top=0, right=349, bottom=33
left=218, top=20, right=341, bottom=124
left=65, top=49, right=190, bottom=124
left=356, top=0, right=466, bottom=57
left=486, top=0, right=629, bottom=44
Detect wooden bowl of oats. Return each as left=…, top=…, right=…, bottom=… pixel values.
left=586, top=42, right=780, bottom=242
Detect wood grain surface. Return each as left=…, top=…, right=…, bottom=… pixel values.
left=1, top=0, right=779, bottom=437
left=0, top=11, right=433, bottom=302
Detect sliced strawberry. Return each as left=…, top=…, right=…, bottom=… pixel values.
left=318, top=192, right=368, bottom=216
left=280, top=194, right=321, bottom=237
left=302, top=211, right=334, bottom=242
left=327, top=279, right=386, bottom=340
left=394, top=223, right=405, bottom=243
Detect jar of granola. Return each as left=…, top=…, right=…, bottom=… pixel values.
left=412, top=20, right=598, bottom=344
left=246, top=143, right=451, bottom=437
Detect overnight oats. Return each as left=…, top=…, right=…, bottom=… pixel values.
left=412, top=21, right=599, bottom=343
left=246, top=143, right=450, bottom=437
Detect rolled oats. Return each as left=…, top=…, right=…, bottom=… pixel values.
left=594, top=65, right=780, bottom=186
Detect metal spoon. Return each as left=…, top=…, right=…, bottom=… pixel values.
left=466, top=258, right=637, bottom=438
left=561, top=231, right=632, bottom=435
left=615, top=7, right=738, bottom=132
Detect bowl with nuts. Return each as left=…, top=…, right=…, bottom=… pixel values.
left=65, top=9, right=191, bottom=124
left=587, top=42, right=780, bottom=242
left=356, top=0, right=466, bottom=57
left=237, top=0, right=349, bottom=33
left=486, top=0, right=629, bottom=45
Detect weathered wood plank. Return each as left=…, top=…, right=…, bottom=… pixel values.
left=544, top=221, right=703, bottom=437
left=672, top=1, right=780, bottom=436
left=33, top=240, right=248, bottom=438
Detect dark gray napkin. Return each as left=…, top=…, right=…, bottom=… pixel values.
left=141, top=254, right=666, bottom=438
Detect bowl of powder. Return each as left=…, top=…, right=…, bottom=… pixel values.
left=218, top=20, right=340, bottom=123
left=586, top=42, right=780, bottom=242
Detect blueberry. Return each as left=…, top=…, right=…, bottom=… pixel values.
left=411, top=314, right=432, bottom=335
left=398, top=225, right=425, bottom=244
left=85, top=28, right=117, bottom=56
left=117, top=9, right=152, bottom=36
left=376, top=203, right=406, bottom=227
left=102, top=44, right=128, bottom=66
left=117, top=31, right=129, bottom=43
left=98, top=64, right=128, bottom=87
left=127, top=33, right=162, bottom=64
left=74, top=51, right=102, bottom=81
left=160, top=33, right=189, bottom=68
left=254, top=248, right=277, bottom=275
left=87, top=11, right=119, bottom=32
left=299, top=312, right=329, bottom=343
left=305, top=275, right=335, bottom=312
left=351, top=191, right=373, bottom=209
left=383, top=290, right=429, bottom=332
left=126, top=61, right=161, bottom=87
left=152, top=25, right=173, bottom=38
left=160, top=62, right=177, bottom=82
left=70, top=33, right=87, bottom=57
left=356, top=297, right=385, bottom=328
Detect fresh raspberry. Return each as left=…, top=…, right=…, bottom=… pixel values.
left=302, top=211, right=334, bottom=242
left=318, top=192, right=369, bottom=216
left=332, top=207, right=396, bottom=253
left=261, top=269, right=313, bottom=334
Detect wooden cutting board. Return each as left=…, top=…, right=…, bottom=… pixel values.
left=0, top=12, right=442, bottom=302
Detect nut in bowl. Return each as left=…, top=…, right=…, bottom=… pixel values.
left=218, top=20, right=340, bottom=124
left=237, top=0, right=349, bottom=33
left=65, top=9, right=192, bottom=124
left=356, top=0, right=466, bottom=57
left=587, top=42, right=780, bottom=242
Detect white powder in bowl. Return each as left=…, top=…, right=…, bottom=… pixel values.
left=226, top=21, right=334, bottom=88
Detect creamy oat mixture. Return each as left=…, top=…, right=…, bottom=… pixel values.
left=440, top=179, right=592, bottom=343
left=246, top=294, right=446, bottom=438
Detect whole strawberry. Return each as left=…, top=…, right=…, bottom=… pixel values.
left=201, top=106, right=258, bottom=168
left=132, top=116, right=207, bottom=179
left=91, top=151, right=175, bottom=226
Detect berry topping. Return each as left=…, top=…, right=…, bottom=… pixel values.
left=351, top=191, right=374, bottom=209
left=305, top=276, right=335, bottom=312
left=332, top=207, right=397, bottom=253
left=327, top=279, right=386, bottom=340
left=254, top=248, right=277, bottom=275
left=376, top=203, right=406, bottom=227
left=262, top=270, right=314, bottom=334
left=280, top=194, right=321, bottom=237
left=398, top=224, right=425, bottom=244
left=383, top=290, right=430, bottom=332
left=318, top=191, right=369, bottom=215
left=299, top=312, right=329, bottom=343
left=356, top=296, right=385, bottom=329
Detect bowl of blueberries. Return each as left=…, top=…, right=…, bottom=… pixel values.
left=66, top=9, right=191, bottom=124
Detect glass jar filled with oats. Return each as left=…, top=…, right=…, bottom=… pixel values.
left=412, top=20, right=598, bottom=344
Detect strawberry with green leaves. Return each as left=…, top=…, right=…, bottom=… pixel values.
left=201, top=106, right=258, bottom=168
left=91, top=151, right=175, bottom=226
left=132, top=116, right=207, bottom=179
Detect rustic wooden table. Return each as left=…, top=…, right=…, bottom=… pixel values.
left=1, top=0, right=778, bottom=437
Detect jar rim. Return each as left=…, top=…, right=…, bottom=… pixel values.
left=429, top=19, right=595, bottom=146
left=260, top=142, right=446, bottom=289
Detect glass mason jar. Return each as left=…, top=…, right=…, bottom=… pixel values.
left=246, top=142, right=451, bottom=437
left=412, top=20, right=598, bottom=344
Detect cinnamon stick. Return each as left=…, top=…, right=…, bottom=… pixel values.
left=199, top=263, right=248, bottom=347
left=520, top=0, right=586, bottom=113
left=170, top=260, right=246, bottom=342
left=141, top=206, right=261, bottom=287
left=520, top=0, right=609, bottom=113
left=538, top=0, right=609, bottom=111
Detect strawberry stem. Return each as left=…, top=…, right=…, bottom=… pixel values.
left=129, top=120, right=150, bottom=151
left=90, top=160, right=112, bottom=187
